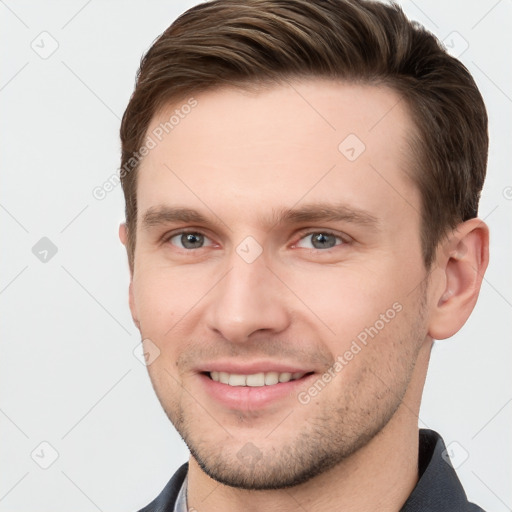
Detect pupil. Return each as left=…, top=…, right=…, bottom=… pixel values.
left=312, top=233, right=335, bottom=249
left=182, top=233, right=203, bottom=249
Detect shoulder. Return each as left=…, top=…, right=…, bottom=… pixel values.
left=137, top=463, right=189, bottom=512
left=400, top=430, right=486, bottom=512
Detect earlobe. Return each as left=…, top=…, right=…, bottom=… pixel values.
left=120, top=222, right=140, bottom=329
left=119, top=222, right=135, bottom=277
left=119, top=222, right=128, bottom=246
left=428, top=219, right=489, bottom=340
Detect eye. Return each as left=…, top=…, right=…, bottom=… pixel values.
left=295, top=231, right=344, bottom=250
left=167, top=231, right=214, bottom=250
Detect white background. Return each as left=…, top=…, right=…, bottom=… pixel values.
left=1, top=1, right=510, bottom=511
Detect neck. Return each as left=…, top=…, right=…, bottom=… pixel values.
left=187, top=340, right=432, bottom=512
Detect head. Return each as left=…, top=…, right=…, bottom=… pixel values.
left=119, top=0, right=489, bottom=490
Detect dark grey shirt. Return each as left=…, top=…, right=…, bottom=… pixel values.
left=137, top=429, right=485, bottom=512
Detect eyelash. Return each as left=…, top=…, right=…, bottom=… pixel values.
left=163, top=229, right=348, bottom=251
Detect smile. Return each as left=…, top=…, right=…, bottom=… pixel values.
left=208, top=371, right=308, bottom=387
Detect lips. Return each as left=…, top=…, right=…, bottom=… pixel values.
left=197, top=363, right=317, bottom=410
left=209, top=371, right=307, bottom=387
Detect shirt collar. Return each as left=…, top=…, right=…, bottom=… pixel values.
left=400, top=429, right=483, bottom=511
left=174, top=473, right=188, bottom=512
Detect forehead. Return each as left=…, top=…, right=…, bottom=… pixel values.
left=137, top=79, right=419, bottom=230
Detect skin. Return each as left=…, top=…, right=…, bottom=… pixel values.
left=119, top=79, right=489, bottom=511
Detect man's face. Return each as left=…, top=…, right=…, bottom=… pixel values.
left=126, top=80, right=432, bottom=489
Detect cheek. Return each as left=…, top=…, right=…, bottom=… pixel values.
left=322, top=296, right=423, bottom=403
left=282, top=263, right=407, bottom=341
left=132, top=266, right=208, bottom=332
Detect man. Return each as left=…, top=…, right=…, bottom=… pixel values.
left=118, top=0, right=489, bottom=510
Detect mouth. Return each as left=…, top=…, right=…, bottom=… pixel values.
left=204, top=370, right=313, bottom=387
left=197, top=367, right=317, bottom=410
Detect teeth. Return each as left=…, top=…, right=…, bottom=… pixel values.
left=209, top=371, right=306, bottom=387
left=228, top=374, right=247, bottom=386
left=278, top=372, right=292, bottom=383
left=246, top=373, right=265, bottom=387
left=264, top=372, right=279, bottom=385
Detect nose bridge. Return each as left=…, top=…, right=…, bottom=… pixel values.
left=228, top=250, right=273, bottom=304
left=205, top=246, right=290, bottom=342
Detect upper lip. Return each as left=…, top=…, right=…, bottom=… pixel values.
left=198, top=361, right=315, bottom=375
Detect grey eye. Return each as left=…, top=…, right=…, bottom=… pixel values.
left=296, top=232, right=342, bottom=250
left=170, top=232, right=211, bottom=249
left=311, top=233, right=337, bottom=249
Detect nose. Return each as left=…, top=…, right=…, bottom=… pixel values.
left=204, top=251, right=291, bottom=343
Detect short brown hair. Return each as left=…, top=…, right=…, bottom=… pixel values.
left=120, top=0, right=488, bottom=272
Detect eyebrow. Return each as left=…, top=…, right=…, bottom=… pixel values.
left=273, top=203, right=379, bottom=227
left=140, top=202, right=379, bottom=232
left=142, top=206, right=211, bottom=229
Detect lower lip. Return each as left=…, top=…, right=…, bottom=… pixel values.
left=198, top=373, right=316, bottom=410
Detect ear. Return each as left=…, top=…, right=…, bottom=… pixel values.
left=119, top=221, right=128, bottom=247
left=119, top=223, right=140, bottom=331
left=428, top=218, right=489, bottom=340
